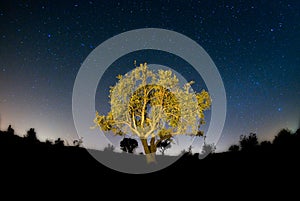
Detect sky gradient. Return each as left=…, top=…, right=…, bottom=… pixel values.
left=0, top=0, right=299, bottom=153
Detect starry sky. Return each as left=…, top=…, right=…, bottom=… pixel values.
left=0, top=0, right=299, bottom=153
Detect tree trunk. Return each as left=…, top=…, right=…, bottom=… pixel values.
left=141, top=138, right=157, bottom=163
left=145, top=153, right=156, bottom=164
left=150, top=137, right=157, bottom=153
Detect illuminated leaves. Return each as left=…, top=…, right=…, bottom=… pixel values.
left=94, top=62, right=211, bottom=141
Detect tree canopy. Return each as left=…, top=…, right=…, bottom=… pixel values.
left=94, top=62, right=211, bottom=162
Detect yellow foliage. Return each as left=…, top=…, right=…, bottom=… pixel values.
left=93, top=62, right=211, bottom=155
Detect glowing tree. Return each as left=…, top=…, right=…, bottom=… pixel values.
left=94, top=62, right=211, bottom=163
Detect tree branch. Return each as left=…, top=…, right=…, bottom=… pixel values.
left=155, top=134, right=172, bottom=147
left=140, top=86, right=148, bottom=129
left=112, top=121, right=140, bottom=137
left=131, top=111, right=137, bottom=130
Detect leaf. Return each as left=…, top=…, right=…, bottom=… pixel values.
left=116, top=74, right=123, bottom=80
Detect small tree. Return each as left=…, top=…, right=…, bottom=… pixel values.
left=120, top=138, right=138, bottom=153
left=45, top=139, right=53, bottom=146
left=157, top=138, right=172, bottom=155
left=24, top=128, right=39, bottom=142
left=239, top=133, right=258, bottom=152
left=228, top=145, right=240, bottom=152
left=187, top=145, right=193, bottom=155
left=103, top=144, right=115, bottom=152
left=201, top=143, right=216, bottom=155
left=7, top=125, right=14, bottom=135
left=260, top=141, right=272, bottom=152
left=54, top=138, right=64, bottom=147
left=273, top=129, right=293, bottom=146
left=94, top=63, right=211, bottom=163
left=73, top=137, right=83, bottom=147
left=272, top=129, right=297, bottom=152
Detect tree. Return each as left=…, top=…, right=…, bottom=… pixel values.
left=272, top=128, right=296, bottom=152
left=45, top=139, right=53, bottom=146
left=157, top=138, right=172, bottom=155
left=295, top=128, right=300, bottom=136
left=7, top=125, right=14, bottom=135
left=94, top=62, right=211, bottom=163
left=239, top=133, right=258, bottom=152
left=228, top=144, right=240, bottom=152
left=120, top=138, right=138, bottom=153
left=103, top=144, right=115, bottom=152
left=201, top=143, right=216, bottom=155
left=260, top=140, right=272, bottom=152
left=54, top=138, right=64, bottom=147
left=187, top=145, right=193, bottom=155
left=24, top=128, right=39, bottom=143
left=73, top=137, right=83, bottom=147
left=273, top=129, right=293, bottom=146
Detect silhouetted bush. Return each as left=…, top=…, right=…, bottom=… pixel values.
left=295, top=128, right=300, bottom=143
left=45, top=139, right=53, bottom=146
left=295, top=128, right=300, bottom=136
left=120, top=138, right=138, bottom=153
left=228, top=145, right=240, bottom=152
left=54, top=138, right=64, bottom=147
left=73, top=137, right=83, bottom=147
left=273, top=129, right=293, bottom=146
left=201, top=143, right=216, bottom=155
left=24, top=128, right=39, bottom=143
left=157, top=138, right=172, bottom=155
left=239, top=133, right=258, bottom=152
left=260, top=141, right=272, bottom=151
left=7, top=125, right=14, bottom=135
left=103, top=144, right=115, bottom=152
left=272, top=128, right=300, bottom=153
left=1, top=123, right=300, bottom=179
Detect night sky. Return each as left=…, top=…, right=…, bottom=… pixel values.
left=0, top=0, right=299, bottom=153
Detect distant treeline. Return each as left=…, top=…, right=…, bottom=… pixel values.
left=228, top=128, right=300, bottom=153
left=1, top=124, right=300, bottom=179
left=1, top=124, right=300, bottom=154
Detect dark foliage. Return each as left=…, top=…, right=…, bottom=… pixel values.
left=0, top=124, right=300, bottom=187
left=228, top=144, right=240, bottom=152
left=157, top=138, right=172, bottom=155
left=24, top=128, right=39, bottom=143
left=201, top=143, right=216, bottom=155
left=120, top=138, right=138, bottom=153
left=239, top=132, right=258, bottom=152
left=103, top=143, right=115, bottom=152
left=73, top=137, right=83, bottom=147
left=7, top=125, right=14, bottom=135
left=54, top=137, right=64, bottom=147
left=229, top=128, right=300, bottom=155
